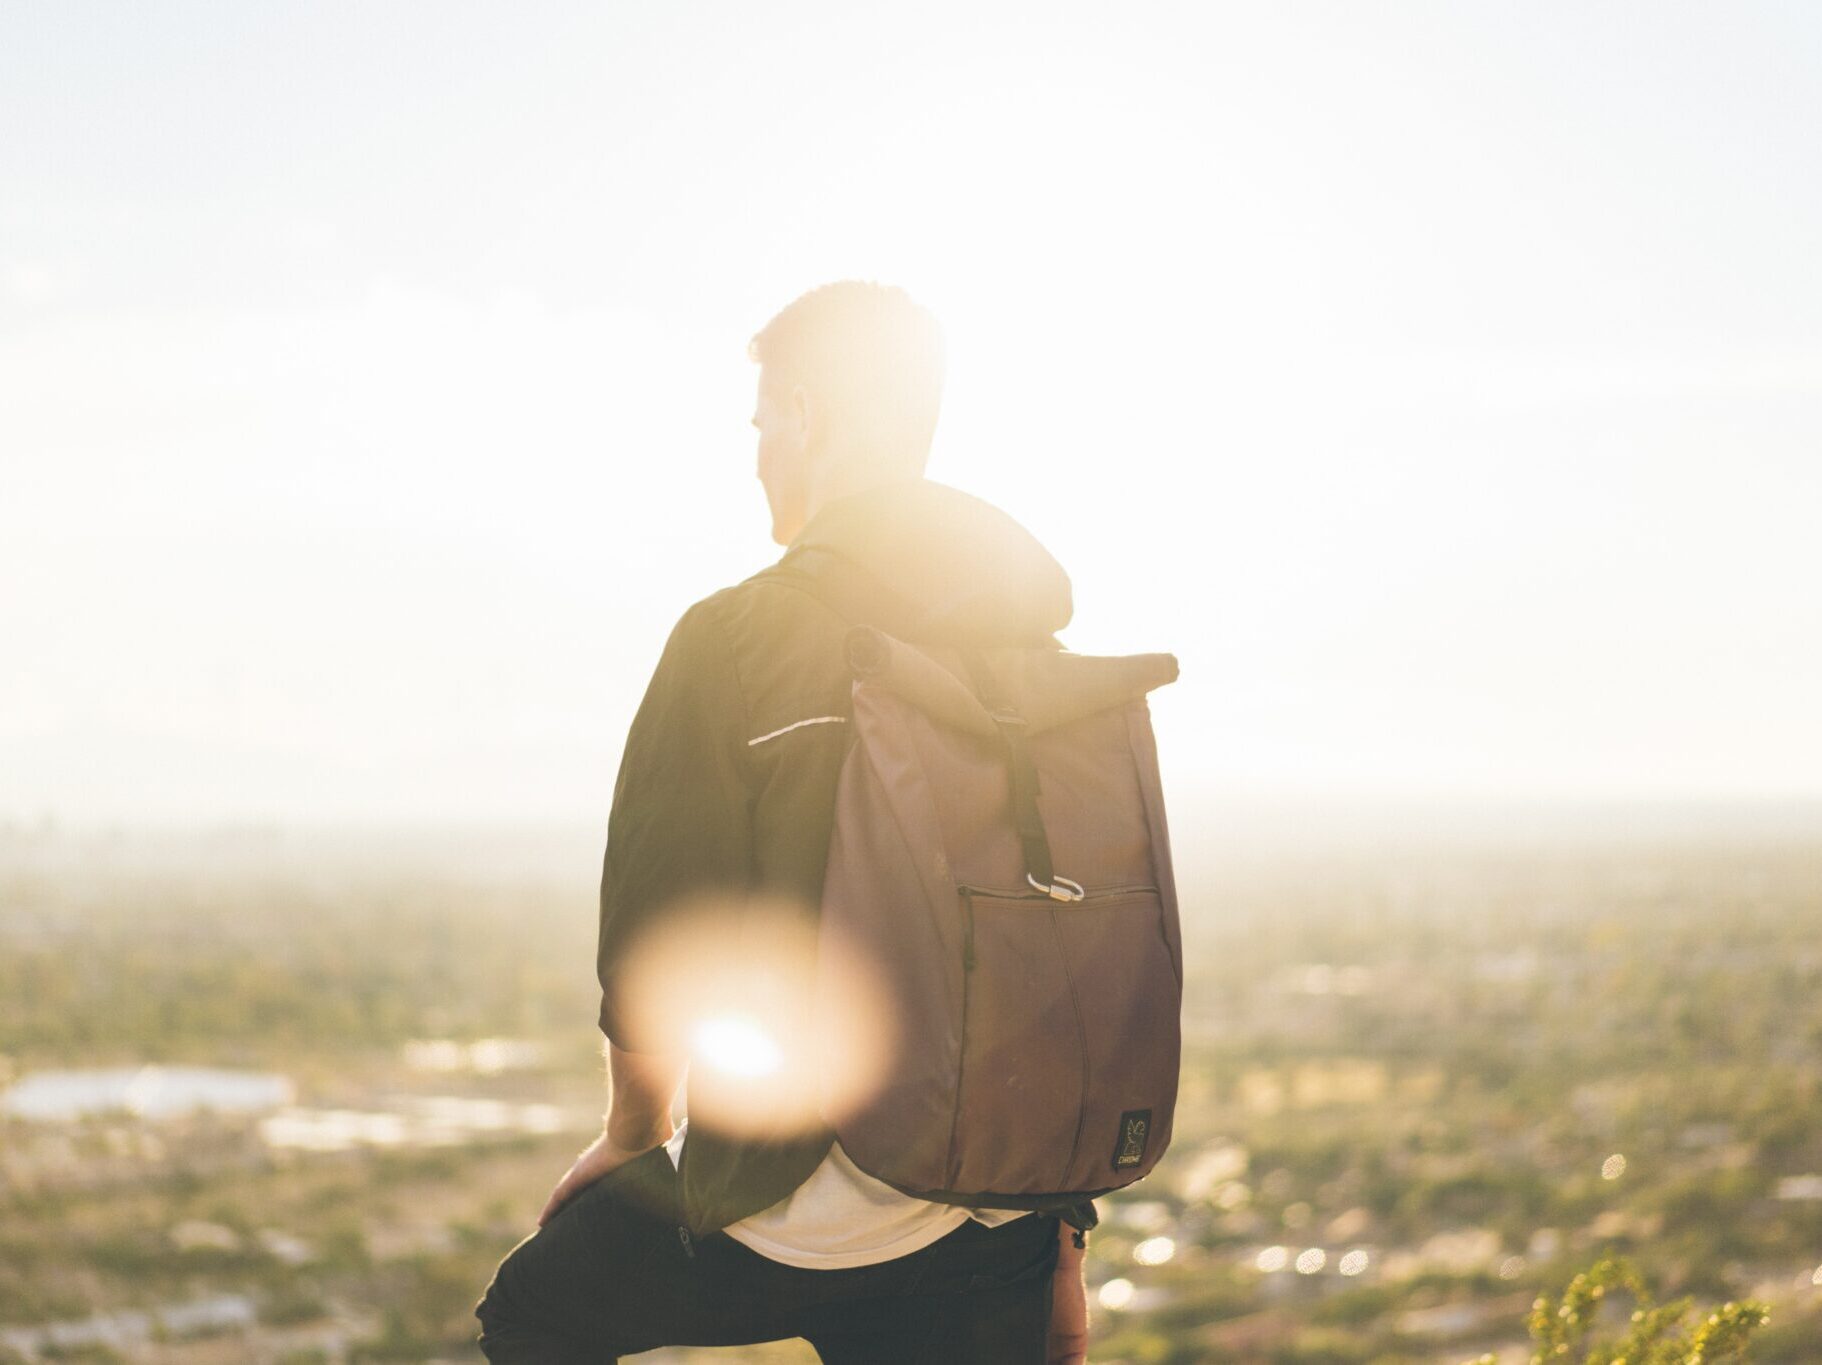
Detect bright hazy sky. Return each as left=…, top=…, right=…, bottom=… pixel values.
left=3, top=2, right=1819, bottom=824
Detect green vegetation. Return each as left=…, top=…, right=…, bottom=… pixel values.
left=1466, top=1257, right=1768, bottom=1365
left=0, top=864, right=594, bottom=1062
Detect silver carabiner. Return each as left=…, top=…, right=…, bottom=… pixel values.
left=1028, top=874, right=1086, bottom=903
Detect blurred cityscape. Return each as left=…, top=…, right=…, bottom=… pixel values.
left=2, top=811, right=1820, bottom=1363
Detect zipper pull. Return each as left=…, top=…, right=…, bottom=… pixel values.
left=677, top=1226, right=695, bottom=1259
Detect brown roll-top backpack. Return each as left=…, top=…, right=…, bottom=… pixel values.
left=814, top=625, right=1182, bottom=1210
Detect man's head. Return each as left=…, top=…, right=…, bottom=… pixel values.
left=749, top=281, right=946, bottom=545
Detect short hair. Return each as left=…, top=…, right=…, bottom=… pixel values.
left=749, top=281, right=946, bottom=471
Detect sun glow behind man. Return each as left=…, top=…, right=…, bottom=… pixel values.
left=7, top=4, right=1818, bottom=829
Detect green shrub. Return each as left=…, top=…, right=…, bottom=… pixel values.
left=1463, top=1257, right=1768, bottom=1365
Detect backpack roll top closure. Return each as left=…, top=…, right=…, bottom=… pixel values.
left=845, top=626, right=1177, bottom=739
left=846, top=624, right=1176, bottom=902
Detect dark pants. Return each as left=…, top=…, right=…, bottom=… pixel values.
left=474, top=1147, right=1060, bottom=1363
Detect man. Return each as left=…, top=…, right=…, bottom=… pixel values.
left=475, top=282, right=1091, bottom=1363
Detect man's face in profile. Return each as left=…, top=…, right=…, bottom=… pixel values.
left=753, top=369, right=810, bottom=546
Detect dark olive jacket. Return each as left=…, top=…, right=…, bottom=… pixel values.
left=597, top=478, right=1073, bottom=1235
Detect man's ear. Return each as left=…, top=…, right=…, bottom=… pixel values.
left=791, top=384, right=813, bottom=450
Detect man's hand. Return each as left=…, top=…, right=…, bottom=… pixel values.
left=537, top=1042, right=686, bottom=1226
left=1047, top=1220, right=1090, bottom=1365
left=537, top=1127, right=666, bottom=1227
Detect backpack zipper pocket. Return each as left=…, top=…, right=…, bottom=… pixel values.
left=957, top=883, right=1160, bottom=904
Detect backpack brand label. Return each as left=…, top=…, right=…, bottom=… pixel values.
left=1112, top=1109, right=1152, bottom=1169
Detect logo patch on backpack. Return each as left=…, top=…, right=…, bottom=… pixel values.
left=1112, top=1109, right=1152, bottom=1169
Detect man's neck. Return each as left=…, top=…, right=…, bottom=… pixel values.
left=802, top=460, right=920, bottom=530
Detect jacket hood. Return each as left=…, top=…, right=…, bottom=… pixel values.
left=788, top=479, right=1073, bottom=645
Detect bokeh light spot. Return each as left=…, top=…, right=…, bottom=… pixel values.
left=1133, top=1236, right=1176, bottom=1266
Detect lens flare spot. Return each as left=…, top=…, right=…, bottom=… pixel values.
left=1601, top=1153, right=1627, bottom=1180
left=1338, top=1249, right=1369, bottom=1277
left=1295, top=1247, right=1326, bottom=1275
left=691, top=1015, right=783, bottom=1079
left=1256, top=1245, right=1290, bottom=1272
left=617, top=896, right=895, bottom=1138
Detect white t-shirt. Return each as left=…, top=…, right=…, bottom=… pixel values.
left=665, top=1123, right=1030, bottom=1270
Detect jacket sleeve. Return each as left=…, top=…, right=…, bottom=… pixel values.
left=597, top=600, right=752, bottom=1052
